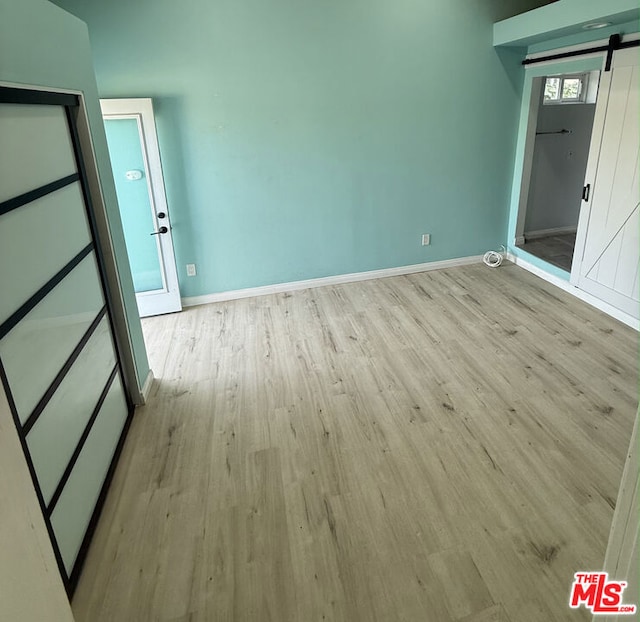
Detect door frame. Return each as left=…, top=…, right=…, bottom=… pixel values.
left=101, top=98, right=182, bottom=317
left=504, top=37, right=640, bottom=329
left=511, top=56, right=606, bottom=255
left=506, top=39, right=608, bottom=270
left=513, top=77, right=544, bottom=247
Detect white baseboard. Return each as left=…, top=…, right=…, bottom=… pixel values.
left=140, top=369, right=154, bottom=405
left=182, top=255, right=484, bottom=308
left=506, top=253, right=639, bottom=330
left=524, top=226, right=577, bottom=240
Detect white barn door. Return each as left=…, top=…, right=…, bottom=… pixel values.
left=572, top=48, right=640, bottom=319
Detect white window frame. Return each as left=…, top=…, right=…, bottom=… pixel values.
left=543, top=73, right=588, bottom=105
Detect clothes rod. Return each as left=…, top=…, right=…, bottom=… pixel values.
left=536, top=129, right=572, bottom=136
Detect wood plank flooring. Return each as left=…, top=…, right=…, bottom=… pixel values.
left=72, top=263, right=638, bottom=622
left=517, top=233, right=577, bottom=272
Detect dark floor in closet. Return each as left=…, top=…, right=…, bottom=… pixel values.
left=518, top=232, right=576, bottom=272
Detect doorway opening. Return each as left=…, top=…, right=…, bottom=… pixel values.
left=515, top=71, right=600, bottom=272
left=101, top=99, right=182, bottom=318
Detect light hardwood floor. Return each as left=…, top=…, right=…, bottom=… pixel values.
left=72, top=263, right=638, bottom=622
left=517, top=233, right=577, bottom=273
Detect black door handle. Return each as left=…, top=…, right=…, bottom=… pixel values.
left=150, top=226, right=168, bottom=236
left=582, top=184, right=591, bottom=202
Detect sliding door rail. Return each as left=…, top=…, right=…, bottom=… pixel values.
left=523, top=34, right=640, bottom=72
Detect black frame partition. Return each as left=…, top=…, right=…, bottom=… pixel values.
left=0, top=85, right=134, bottom=595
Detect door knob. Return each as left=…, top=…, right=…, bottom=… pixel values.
left=157, top=212, right=166, bottom=219
left=150, top=226, right=168, bottom=236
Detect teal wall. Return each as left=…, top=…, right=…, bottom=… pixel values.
left=52, top=0, right=552, bottom=298
left=0, top=0, right=150, bottom=389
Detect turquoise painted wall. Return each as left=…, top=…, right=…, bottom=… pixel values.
left=52, top=0, right=552, bottom=298
left=0, top=0, right=150, bottom=388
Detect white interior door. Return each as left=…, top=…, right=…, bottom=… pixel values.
left=101, top=98, right=182, bottom=317
left=572, top=48, right=640, bottom=319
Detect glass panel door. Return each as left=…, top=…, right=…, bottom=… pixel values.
left=0, top=86, right=133, bottom=593
left=101, top=98, right=182, bottom=317
left=104, top=117, right=164, bottom=292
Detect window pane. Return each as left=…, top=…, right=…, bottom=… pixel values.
left=104, top=118, right=164, bottom=293
left=50, top=374, right=128, bottom=573
left=0, top=252, right=105, bottom=423
left=0, top=104, right=77, bottom=203
left=562, top=78, right=581, bottom=100
left=26, top=316, right=117, bottom=504
left=0, top=182, right=92, bottom=326
left=544, top=78, right=560, bottom=101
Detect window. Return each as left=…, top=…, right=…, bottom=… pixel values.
left=543, top=74, right=587, bottom=104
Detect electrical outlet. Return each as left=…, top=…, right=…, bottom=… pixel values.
left=421, top=233, right=431, bottom=246
left=186, top=264, right=197, bottom=277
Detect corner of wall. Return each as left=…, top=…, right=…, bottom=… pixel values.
left=0, top=0, right=150, bottom=399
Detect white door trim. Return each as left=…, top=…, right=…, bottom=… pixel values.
left=514, top=76, right=544, bottom=244
left=101, top=98, right=182, bottom=317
